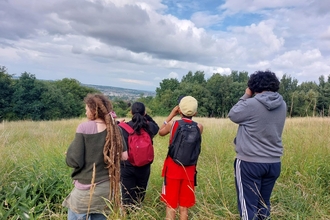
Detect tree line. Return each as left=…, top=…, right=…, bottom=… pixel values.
left=1, top=65, right=330, bottom=122
left=0, top=66, right=99, bottom=121
left=142, top=70, right=330, bottom=118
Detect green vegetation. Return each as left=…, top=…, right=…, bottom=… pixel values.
left=1, top=117, right=330, bottom=219
left=2, top=66, right=330, bottom=122
left=0, top=66, right=99, bottom=122
left=148, top=71, right=330, bottom=118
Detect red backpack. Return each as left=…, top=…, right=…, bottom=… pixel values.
left=118, top=122, right=154, bottom=166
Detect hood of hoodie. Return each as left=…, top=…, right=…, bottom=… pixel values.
left=254, top=91, right=284, bottom=110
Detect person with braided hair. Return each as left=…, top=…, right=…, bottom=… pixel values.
left=62, top=93, right=127, bottom=220
left=120, top=102, right=159, bottom=211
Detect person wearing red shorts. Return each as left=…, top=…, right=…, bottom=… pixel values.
left=159, top=96, right=203, bottom=220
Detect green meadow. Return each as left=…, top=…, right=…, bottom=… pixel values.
left=1, top=117, right=330, bottom=219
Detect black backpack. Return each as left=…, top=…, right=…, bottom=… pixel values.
left=168, top=120, right=202, bottom=166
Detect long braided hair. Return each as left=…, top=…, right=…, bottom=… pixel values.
left=84, top=93, right=123, bottom=211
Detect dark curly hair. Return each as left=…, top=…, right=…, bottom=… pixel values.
left=248, top=70, right=280, bottom=93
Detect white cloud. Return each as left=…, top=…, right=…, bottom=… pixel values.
left=272, top=49, right=322, bottom=68
left=320, top=27, right=330, bottom=40
left=220, top=0, right=308, bottom=13
left=229, top=20, right=284, bottom=59
left=119, top=78, right=154, bottom=86
left=0, top=0, right=330, bottom=90
left=168, top=71, right=179, bottom=79
left=191, top=11, right=223, bottom=28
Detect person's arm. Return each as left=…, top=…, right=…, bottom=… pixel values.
left=228, top=88, right=253, bottom=123
left=66, top=133, right=85, bottom=169
left=159, top=106, right=179, bottom=136
left=118, top=126, right=128, bottom=160
left=145, top=114, right=160, bottom=136
left=197, top=123, right=204, bottom=134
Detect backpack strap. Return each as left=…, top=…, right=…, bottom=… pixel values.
left=168, top=120, right=184, bottom=155
left=118, top=122, right=134, bottom=134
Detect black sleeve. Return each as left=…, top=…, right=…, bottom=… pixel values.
left=144, top=114, right=156, bottom=124
left=146, top=115, right=159, bottom=136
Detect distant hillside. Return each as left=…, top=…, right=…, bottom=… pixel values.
left=84, top=84, right=156, bottom=101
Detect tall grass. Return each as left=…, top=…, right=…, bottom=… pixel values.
left=1, top=117, right=330, bottom=219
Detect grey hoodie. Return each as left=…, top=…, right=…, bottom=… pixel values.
left=228, top=91, right=287, bottom=163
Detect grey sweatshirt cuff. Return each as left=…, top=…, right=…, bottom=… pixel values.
left=240, top=93, right=252, bottom=100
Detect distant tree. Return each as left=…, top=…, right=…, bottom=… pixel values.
left=0, top=66, right=14, bottom=121
left=279, top=74, right=298, bottom=117
left=112, top=98, right=130, bottom=117
left=54, top=78, right=99, bottom=118
left=40, top=81, right=67, bottom=120
left=206, top=73, right=224, bottom=117
left=238, top=71, right=249, bottom=83
left=305, top=89, right=318, bottom=117
left=181, top=71, right=206, bottom=84
left=11, top=72, right=46, bottom=120
left=156, top=78, right=180, bottom=95
left=154, top=78, right=181, bottom=115
left=179, top=72, right=209, bottom=117
left=316, top=75, right=330, bottom=116
left=206, top=72, right=247, bottom=117
left=5, top=67, right=330, bottom=120
left=230, top=70, right=249, bottom=83
left=137, top=95, right=156, bottom=116
left=291, top=81, right=318, bottom=117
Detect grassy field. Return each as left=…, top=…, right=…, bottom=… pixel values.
left=1, top=117, right=330, bottom=219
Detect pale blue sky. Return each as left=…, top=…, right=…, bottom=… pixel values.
left=1, top=0, right=330, bottom=91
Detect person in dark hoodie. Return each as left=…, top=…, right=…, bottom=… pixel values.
left=228, top=70, right=287, bottom=220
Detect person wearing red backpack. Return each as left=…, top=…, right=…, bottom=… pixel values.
left=159, top=96, right=204, bottom=220
left=119, top=102, right=159, bottom=212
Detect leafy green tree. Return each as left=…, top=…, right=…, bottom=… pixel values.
left=316, top=75, right=330, bottom=116
left=206, top=72, right=247, bottom=117
left=279, top=74, right=298, bottom=117
left=40, top=82, right=67, bottom=120
left=137, top=95, right=156, bottom=116
left=230, top=70, right=249, bottom=83
left=181, top=71, right=206, bottom=84
left=295, top=89, right=318, bottom=117
left=11, top=72, right=46, bottom=120
left=54, top=78, right=99, bottom=118
left=306, top=89, right=318, bottom=117
left=112, top=98, right=131, bottom=117
left=292, top=81, right=319, bottom=117
left=0, top=66, right=14, bottom=121
left=179, top=73, right=209, bottom=117
left=156, top=78, right=180, bottom=95
left=238, top=71, right=249, bottom=83
left=206, top=73, right=224, bottom=117
left=154, top=78, right=181, bottom=115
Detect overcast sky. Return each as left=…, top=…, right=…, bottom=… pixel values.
left=1, top=0, right=330, bottom=91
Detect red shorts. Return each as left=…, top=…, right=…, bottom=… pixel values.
left=160, top=177, right=195, bottom=209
